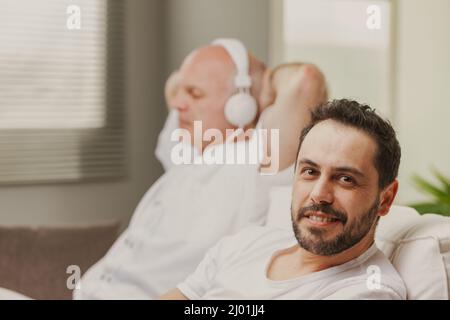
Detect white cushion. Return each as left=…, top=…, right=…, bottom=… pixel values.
left=265, top=186, right=450, bottom=300
left=266, top=186, right=293, bottom=230
left=0, top=288, right=30, bottom=300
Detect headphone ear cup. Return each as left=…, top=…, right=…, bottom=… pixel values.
left=224, top=93, right=258, bottom=128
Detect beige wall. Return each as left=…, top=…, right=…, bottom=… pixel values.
left=163, top=0, right=270, bottom=73
left=0, top=0, right=166, bottom=228
left=395, top=0, right=450, bottom=204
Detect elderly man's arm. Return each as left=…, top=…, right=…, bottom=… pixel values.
left=258, top=63, right=328, bottom=172
left=159, top=288, right=190, bottom=300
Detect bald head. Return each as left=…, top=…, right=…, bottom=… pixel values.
left=182, top=44, right=266, bottom=105
left=169, top=43, right=266, bottom=150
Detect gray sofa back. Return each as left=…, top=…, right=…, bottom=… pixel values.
left=0, top=222, right=119, bottom=299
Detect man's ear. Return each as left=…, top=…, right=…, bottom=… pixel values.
left=377, top=179, right=399, bottom=217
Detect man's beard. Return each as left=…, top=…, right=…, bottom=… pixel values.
left=291, top=198, right=380, bottom=256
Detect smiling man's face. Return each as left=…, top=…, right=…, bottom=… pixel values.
left=291, top=119, right=383, bottom=256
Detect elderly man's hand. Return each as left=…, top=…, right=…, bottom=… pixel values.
left=259, top=63, right=327, bottom=113
left=288, top=64, right=328, bottom=111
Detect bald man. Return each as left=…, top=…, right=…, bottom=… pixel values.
left=74, top=39, right=327, bottom=299
left=164, top=44, right=265, bottom=149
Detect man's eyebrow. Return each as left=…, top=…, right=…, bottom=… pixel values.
left=297, top=158, right=365, bottom=178
left=297, top=158, right=319, bottom=167
left=333, top=166, right=365, bottom=178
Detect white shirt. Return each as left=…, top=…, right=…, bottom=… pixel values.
left=74, top=111, right=292, bottom=299
left=178, top=226, right=407, bottom=300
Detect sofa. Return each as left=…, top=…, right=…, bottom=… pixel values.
left=0, top=221, right=119, bottom=299
left=1, top=188, right=449, bottom=300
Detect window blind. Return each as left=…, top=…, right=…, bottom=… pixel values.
left=0, top=0, right=126, bottom=184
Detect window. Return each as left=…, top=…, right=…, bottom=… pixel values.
left=270, top=0, right=394, bottom=117
left=0, top=0, right=125, bottom=184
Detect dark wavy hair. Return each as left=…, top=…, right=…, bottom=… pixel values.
left=296, top=99, right=401, bottom=189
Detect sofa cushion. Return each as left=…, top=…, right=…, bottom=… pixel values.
left=376, top=208, right=450, bottom=299
left=0, top=222, right=119, bottom=300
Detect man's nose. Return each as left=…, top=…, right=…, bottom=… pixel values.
left=310, top=178, right=334, bottom=205
left=172, top=91, right=189, bottom=112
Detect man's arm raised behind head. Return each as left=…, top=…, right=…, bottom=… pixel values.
left=258, top=63, right=328, bottom=173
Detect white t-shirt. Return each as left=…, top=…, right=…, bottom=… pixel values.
left=178, top=226, right=407, bottom=300
left=74, top=111, right=293, bottom=299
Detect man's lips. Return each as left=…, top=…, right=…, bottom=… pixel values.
left=300, top=211, right=342, bottom=227
left=304, top=211, right=340, bottom=220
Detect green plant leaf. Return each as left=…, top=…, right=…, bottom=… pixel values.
left=431, top=167, right=450, bottom=194
left=412, top=174, right=450, bottom=204
left=409, top=202, right=450, bottom=217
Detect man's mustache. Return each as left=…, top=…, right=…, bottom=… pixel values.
left=296, top=204, right=348, bottom=225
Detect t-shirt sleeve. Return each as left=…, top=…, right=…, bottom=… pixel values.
left=176, top=237, right=224, bottom=300
left=323, top=282, right=405, bottom=300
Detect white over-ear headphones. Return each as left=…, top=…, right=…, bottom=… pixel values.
left=211, top=38, right=258, bottom=129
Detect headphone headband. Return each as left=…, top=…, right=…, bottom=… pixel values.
left=211, top=38, right=252, bottom=89
left=210, top=38, right=257, bottom=128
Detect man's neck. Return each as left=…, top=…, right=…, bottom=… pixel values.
left=295, top=233, right=375, bottom=275
left=267, top=231, right=375, bottom=281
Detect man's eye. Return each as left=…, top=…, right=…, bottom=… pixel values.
left=189, top=89, right=203, bottom=99
left=339, top=175, right=355, bottom=185
left=301, top=168, right=317, bottom=177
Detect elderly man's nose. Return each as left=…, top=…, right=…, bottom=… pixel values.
left=173, top=93, right=189, bottom=111
left=310, top=179, right=334, bottom=205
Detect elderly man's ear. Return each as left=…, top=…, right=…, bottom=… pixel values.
left=378, top=179, right=399, bottom=217
left=165, top=70, right=181, bottom=109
